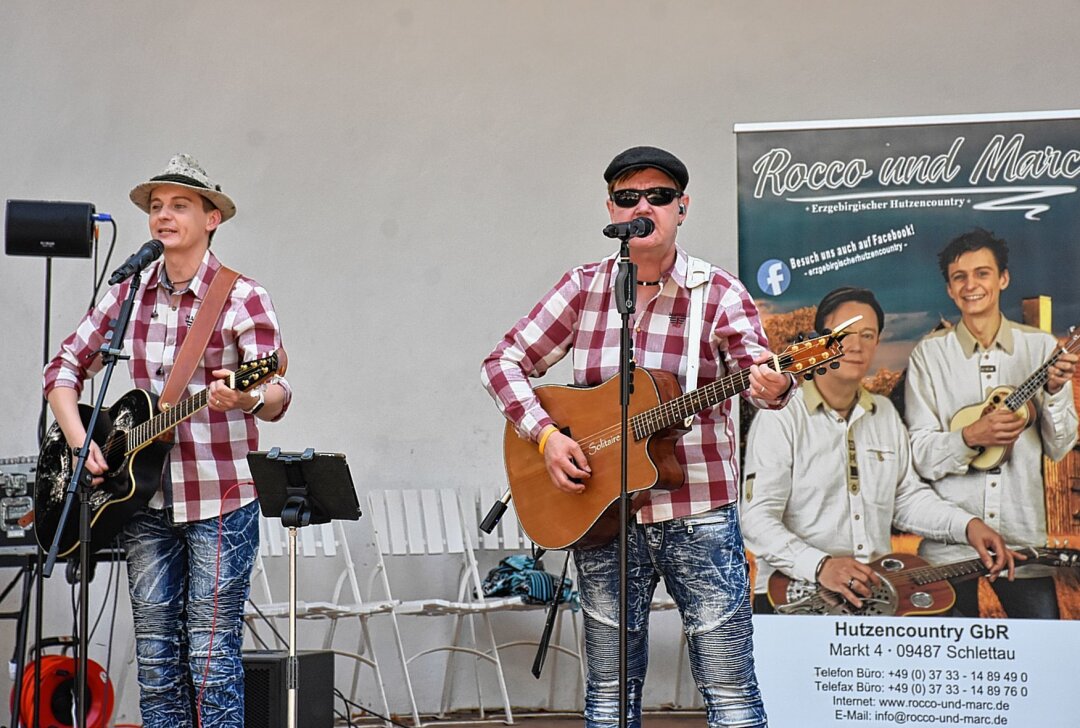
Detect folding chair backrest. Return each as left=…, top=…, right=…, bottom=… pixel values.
left=254, top=518, right=361, bottom=605
left=368, top=488, right=489, bottom=600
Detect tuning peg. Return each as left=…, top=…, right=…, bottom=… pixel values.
left=830, top=361, right=840, bottom=369
left=794, top=332, right=806, bottom=343
left=816, top=367, right=827, bottom=376
left=803, top=373, right=814, bottom=381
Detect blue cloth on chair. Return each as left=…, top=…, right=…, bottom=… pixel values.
left=481, top=554, right=576, bottom=607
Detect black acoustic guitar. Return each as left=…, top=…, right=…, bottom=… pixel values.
left=34, top=352, right=280, bottom=557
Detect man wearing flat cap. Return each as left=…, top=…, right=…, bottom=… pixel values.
left=483, top=146, right=783, bottom=727
left=44, top=153, right=291, bottom=726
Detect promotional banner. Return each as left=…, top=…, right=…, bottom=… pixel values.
left=736, top=110, right=1080, bottom=728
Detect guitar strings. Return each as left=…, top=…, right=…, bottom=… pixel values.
left=1005, top=335, right=1080, bottom=409
left=87, top=379, right=239, bottom=461
left=568, top=369, right=756, bottom=452
left=566, top=349, right=808, bottom=453
left=70, top=358, right=273, bottom=468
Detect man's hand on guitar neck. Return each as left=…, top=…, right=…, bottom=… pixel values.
left=748, top=358, right=793, bottom=407
left=539, top=425, right=591, bottom=494
left=1045, top=350, right=1078, bottom=395
left=965, top=518, right=1022, bottom=582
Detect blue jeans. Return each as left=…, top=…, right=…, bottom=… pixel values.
left=574, top=505, right=767, bottom=728
left=123, top=501, right=260, bottom=728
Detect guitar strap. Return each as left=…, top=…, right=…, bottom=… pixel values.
left=159, top=265, right=241, bottom=410
left=683, top=255, right=711, bottom=427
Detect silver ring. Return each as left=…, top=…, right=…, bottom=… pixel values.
left=847, top=577, right=856, bottom=590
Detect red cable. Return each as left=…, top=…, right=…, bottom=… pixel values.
left=195, top=480, right=247, bottom=728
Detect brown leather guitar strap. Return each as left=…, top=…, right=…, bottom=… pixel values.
left=159, top=266, right=241, bottom=410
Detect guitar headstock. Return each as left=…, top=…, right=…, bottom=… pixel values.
left=231, top=351, right=282, bottom=392
left=1061, top=325, right=1080, bottom=355
left=1027, top=546, right=1080, bottom=568
left=778, top=316, right=860, bottom=380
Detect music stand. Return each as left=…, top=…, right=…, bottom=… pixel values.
left=247, top=448, right=361, bottom=728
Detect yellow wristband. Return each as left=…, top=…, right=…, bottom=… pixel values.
left=538, top=426, right=557, bottom=455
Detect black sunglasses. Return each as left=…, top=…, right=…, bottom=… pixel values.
left=610, top=187, right=681, bottom=208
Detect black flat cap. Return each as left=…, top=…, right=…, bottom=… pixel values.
left=604, top=146, right=689, bottom=190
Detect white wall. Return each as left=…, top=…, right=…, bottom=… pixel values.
left=2, top=0, right=1079, bottom=722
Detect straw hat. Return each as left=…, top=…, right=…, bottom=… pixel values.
left=129, top=153, right=236, bottom=222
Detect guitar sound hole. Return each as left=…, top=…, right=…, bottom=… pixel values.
left=880, top=558, right=905, bottom=572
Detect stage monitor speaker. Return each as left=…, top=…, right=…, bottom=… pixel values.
left=5, top=199, right=95, bottom=258
left=242, top=649, right=334, bottom=728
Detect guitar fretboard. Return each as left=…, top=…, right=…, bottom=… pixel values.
left=910, top=558, right=987, bottom=585
left=631, top=369, right=754, bottom=439
left=1004, top=333, right=1080, bottom=412
left=124, top=388, right=213, bottom=453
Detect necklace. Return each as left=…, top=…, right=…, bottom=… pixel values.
left=163, top=274, right=193, bottom=292
left=636, top=278, right=662, bottom=286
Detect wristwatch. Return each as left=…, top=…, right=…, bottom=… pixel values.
left=243, top=386, right=266, bottom=416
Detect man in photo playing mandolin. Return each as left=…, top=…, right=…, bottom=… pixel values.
left=742, top=287, right=1016, bottom=617
left=42, top=153, right=291, bottom=726
left=904, top=228, right=1078, bottom=619
left=482, top=146, right=788, bottom=728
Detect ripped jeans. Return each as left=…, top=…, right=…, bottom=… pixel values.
left=574, top=504, right=767, bottom=728
left=123, top=501, right=259, bottom=728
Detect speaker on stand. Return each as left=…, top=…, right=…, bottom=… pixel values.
left=4, top=199, right=97, bottom=443
left=4, top=199, right=97, bottom=728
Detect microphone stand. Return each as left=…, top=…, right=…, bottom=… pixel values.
left=612, top=234, right=636, bottom=728
left=42, top=267, right=144, bottom=728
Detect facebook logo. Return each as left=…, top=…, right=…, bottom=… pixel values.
left=756, top=259, right=790, bottom=296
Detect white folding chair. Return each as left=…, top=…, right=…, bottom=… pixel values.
left=472, top=485, right=585, bottom=712
left=367, top=488, right=520, bottom=724
left=245, top=517, right=422, bottom=727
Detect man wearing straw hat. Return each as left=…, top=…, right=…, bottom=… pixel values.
left=44, top=153, right=292, bottom=726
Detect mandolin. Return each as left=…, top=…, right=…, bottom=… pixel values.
left=949, top=326, right=1080, bottom=471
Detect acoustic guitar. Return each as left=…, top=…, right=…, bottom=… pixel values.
left=767, top=547, right=1080, bottom=616
left=503, top=328, right=851, bottom=550
left=950, top=326, right=1080, bottom=471
left=34, top=352, right=280, bottom=557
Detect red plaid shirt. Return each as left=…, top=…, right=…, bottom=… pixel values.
left=482, top=245, right=777, bottom=523
left=43, top=250, right=291, bottom=522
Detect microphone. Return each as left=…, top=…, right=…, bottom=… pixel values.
left=603, top=217, right=654, bottom=239
left=108, top=239, right=164, bottom=285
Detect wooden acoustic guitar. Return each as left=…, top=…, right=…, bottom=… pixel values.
left=949, top=326, right=1080, bottom=471
left=34, top=352, right=280, bottom=557
left=767, top=547, right=1080, bottom=616
left=502, top=327, right=851, bottom=550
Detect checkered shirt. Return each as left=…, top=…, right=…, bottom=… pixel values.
left=481, top=244, right=775, bottom=523
left=43, top=250, right=291, bottom=522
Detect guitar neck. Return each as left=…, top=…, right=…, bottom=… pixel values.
left=1004, top=331, right=1080, bottom=411
left=909, top=547, right=1045, bottom=585
left=1003, top=353, right=1061, bottom=411
left=908, top=556, right=990, bottom=585
left=125, top=388, right=213, bottom=453
left=633, top=368, right=752, bottom=438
